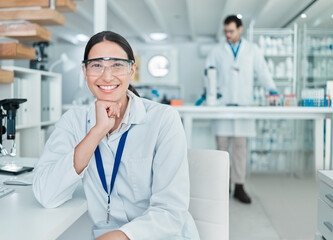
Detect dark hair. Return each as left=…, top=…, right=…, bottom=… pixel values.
left=224, top=15, right=242, bottom=28
left=84, top=31, right=140, bottom=97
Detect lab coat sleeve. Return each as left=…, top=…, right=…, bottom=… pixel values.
left=119, top=107, right=190, bottom=239
left=253, top=44, right=277, bottom=91
left=33, top=110, right=84, bottom=208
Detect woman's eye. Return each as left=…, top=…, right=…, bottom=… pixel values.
left=91, top=63, right=102, bottom=68
left=112, top=62, right=124, bottom=68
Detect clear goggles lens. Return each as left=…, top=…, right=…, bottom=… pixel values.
left=83, top=58, right=133, bottom=77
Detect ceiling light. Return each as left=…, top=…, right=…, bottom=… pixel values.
left=237, top=14, right=243, bottom=19
left=76, top=34, right=89, bottom=42
left=331, top=14, right=333, bottom=19
left=301, top=13, right=307, bottom=19
left=149, top=33, right=168, bottom=41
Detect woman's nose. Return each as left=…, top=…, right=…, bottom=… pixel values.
left=101, top=66, right=114, bottom=81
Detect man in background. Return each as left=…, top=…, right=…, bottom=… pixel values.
left=206, top=15, right=277, bottom=204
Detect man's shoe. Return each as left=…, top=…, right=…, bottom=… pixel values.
left=233, top=184, right=251, bottom=204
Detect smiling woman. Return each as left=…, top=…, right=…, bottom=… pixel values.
left=33, top=31, right=200, bottom=240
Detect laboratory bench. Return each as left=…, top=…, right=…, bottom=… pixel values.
left=173, top=106, right=333, bottom=171
left=0, top=157, right=88, bottom=240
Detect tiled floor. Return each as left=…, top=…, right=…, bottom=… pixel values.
left=230, top=173, right=319, bottom=240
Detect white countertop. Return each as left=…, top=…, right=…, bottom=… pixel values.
left=173, top=105, right=333, bottom=119
left=0, top=157, right=88, bottom=240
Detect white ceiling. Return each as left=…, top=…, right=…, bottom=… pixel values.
left=49, top=0, right=333, bottom=44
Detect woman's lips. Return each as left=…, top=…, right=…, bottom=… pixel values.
left=98, top=85, right=119, bottom=93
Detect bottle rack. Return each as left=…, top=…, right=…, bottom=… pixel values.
left=299, top=25, right=333, bottom=90
left=247, top=24, right=299, bottom=173
left=248, top=23, right=298, bottom=98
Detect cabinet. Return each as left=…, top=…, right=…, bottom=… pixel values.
left=248, top=23, right=297, bottom=97
left=300, top=26, right=333, bottom=90
left=0, top=66, right=62, bottom=157
left=317, top=170, right=333, bottom=240
left=247, top=25, right=299, bottom=173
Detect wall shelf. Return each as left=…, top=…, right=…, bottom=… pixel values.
left=0, top=0, right=76, bottom=12
left=0, top=23, right=52, bottom=42
left=0, top=69, right=14, bottom=83
left=0, top=8, right=65, bottom=26
left=0, top=43, right=36, bottom=59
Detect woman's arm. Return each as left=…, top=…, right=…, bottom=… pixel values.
left=33, top=101, right=121, bottom=208
left=74, top=100, right=121, bottom=174
left=95, top=230, right=129, bottom=240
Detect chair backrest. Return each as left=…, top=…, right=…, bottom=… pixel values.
left=188, top=149, right=229, bottom=240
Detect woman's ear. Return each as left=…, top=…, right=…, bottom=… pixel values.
left=82, top=65, right=87, bottom=79
left=129, top=63, right=137, bottom=81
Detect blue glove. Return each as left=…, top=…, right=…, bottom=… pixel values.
left=269, top=89, right=279, bottom=95
left=195, top=95, right=206, bottom=106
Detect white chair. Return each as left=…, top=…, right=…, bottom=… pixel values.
left=188, top=149, right=230, bottom=240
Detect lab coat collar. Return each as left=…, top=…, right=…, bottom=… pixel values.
left=222, top=37, right=247, bottom=60
left=86, top=89, right=147, bottom=137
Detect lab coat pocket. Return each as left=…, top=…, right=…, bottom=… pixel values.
left=127, top=157, right=153, bottom=201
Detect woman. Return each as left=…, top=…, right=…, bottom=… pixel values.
left=33, top=31, right=199, bottom=240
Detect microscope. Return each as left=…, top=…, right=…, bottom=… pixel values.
left=0, top=98, right=34, bottom=174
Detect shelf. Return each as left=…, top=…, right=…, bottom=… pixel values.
left=273, top=77, right=293, bottom=80
left=41, top=120, right=58, bottom=127
left=0, top=69, right=14, bottom=83
left=252, top=29, right=294, bottom=35
left=0, top=23, right=52, bottom=42
left=307, top=54, right=333, bottom=57
left=0, top=0, right=76, bottom=12
left=0, top=43, right=35, bottom=59
left=251, top=149, right=294, bottom=153
left=304, top=82, right=327, bottom=87
left=16, top=123, right=41, bottom=130
left=305, top=77, right=333, bottom=79
left=264, top=54, right=294, bottom=57
left=0, top=8, right=65, bottom=26
left=55, top=0, right=76, bottom=12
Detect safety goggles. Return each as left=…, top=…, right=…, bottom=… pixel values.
left=82, top=57, right=134, bottom=77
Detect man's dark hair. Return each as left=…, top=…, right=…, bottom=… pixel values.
left=224, top=15, right=242, bottom=28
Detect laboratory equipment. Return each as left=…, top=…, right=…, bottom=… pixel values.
left=205, top=66, right=218, bottom=106
left=3, top=176, right=32, bottom=186
left=29, top=42, right=49, bottom=71
left=0, top=186, right=14, bottom=199
left=0, top=98, right=34, bottom=174
left=266, top=93, right=281, bottom=106
left=283, top=94, right=297, bottom=106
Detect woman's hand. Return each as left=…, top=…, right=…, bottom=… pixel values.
left=95, top=230, right=130, bottom=240
left=94, top=100, right=121, bottom=136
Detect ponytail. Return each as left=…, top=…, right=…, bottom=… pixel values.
left=128, top=84, right=140, bottom=97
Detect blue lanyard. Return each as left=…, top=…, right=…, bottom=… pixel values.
left=94, top=130, right=129, bottom=205
left=228, top=39, right=242, bottom=59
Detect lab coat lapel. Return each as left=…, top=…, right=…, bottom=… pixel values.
left=223, top=41, right=234, bottom=60
left=126, top=90, right=147, bottom=126
left=235, top=38, right=246, bottom=62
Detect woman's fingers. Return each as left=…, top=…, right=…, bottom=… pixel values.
left=106, top=102, right=121, bottom=118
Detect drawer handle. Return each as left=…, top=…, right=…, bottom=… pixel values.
left=325, top=194, right=333, bottom=203
left=324, top=221, right=333, bottom=232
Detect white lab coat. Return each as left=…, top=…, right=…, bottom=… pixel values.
left=206, top=38, right=276, bottom=136
left=33, top=90, right=199, bottom=240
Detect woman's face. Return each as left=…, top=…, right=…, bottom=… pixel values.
left=84, top=41, right=136, bottom=103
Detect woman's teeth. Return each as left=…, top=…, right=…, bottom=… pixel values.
left=99, top=85, right=117, bottom=90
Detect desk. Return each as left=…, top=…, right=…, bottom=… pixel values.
left=0, top=157, right=88, bottom=240
left=174, top=106, right=333, bottom=171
